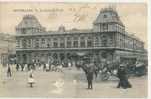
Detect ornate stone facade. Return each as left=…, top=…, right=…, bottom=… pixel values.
left=16, top=7, right=146, bottom=64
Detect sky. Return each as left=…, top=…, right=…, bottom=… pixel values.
left=0, top=2, right=147, bottom=48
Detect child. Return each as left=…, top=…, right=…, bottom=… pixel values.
left=28, top=70, right=35, bottom=87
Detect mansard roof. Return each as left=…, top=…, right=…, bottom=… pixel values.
left=16, top=15, right=43, bottom=29
left=93, top=7, right=124, bottom=26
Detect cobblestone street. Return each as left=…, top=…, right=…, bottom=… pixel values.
left=0, top=65, right=147, bottom=98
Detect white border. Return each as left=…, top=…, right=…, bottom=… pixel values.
left=0, top=0, right=150, bottom=99
left=0, top=0, right=148, bottom=3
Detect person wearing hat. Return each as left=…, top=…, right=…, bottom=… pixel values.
left=117, top=63, right=132, bottom=89
left=86, top=63, right=94, bottom=89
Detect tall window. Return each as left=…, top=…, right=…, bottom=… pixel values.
left=94, top=36, right=99, bottom=47
left=87, top=37, right=93, bottom=47
left=16, top=40, right=20, bottom=48
left=103, top=24, right=108, bottom=31
left=101, top=35, right=107, bottom=47
left=73, top=37, right=78, bottom=48
left=46, top=38, right=51, bottom=48
left=80, top=36, right=85, bottom=47
left=22, top=28, right=26, bottom=34
left=27, top=39, right=31, bottom=48
left=41, top=38, right=46, bottom=48
left=60, top=37, right=65, bottom=48
left=67, top=37, right=72, bottom=48
left=35, top=39, right=39, bottom=48
left=22, top=39, right=27, bottom=48
left=53, top=38, right=58, bottom=48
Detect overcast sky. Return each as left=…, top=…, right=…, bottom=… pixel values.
left=0, top=2, right=147, bottom=48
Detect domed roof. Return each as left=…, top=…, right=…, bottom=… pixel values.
left=93, top=7, right=124, bottom=26
left=16, top=14, right=43, bottom=29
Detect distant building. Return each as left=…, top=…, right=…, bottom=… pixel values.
left=0, top=33, right=16, bottom=65
left=16, top=7, right=147, bottom=65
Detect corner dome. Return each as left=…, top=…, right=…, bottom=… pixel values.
left=16, top=14, right=43, bottom=29
left=93, top=7, right=124, bottom=26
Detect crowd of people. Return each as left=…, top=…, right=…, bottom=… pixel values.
left=4, top=58, right=147, bottom=89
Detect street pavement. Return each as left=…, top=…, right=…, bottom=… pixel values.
left=0, top=65, right=147, bottom=98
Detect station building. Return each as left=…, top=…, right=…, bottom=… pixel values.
left=16, top=7, right=147, bottom=65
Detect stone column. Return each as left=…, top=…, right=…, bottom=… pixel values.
left=78, top=36, right=80, bottom=48
left=71, top=37, right=73, bottom=48
left=85, top=36, right=87, bottom=48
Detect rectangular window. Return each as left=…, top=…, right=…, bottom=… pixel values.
left=53, top=38, right=58, bottom=48
left=94, top=37, right=99, bottom=47
left=46, top=39, right=51, bottom=48
left=53, top=42, right=58, bottom=48
left=87, top=37, right=93, bottom=47
left=60, top=38, right=65, bottom=48
left=87, top=41, right=93, bottom=47
left=35, top=39, right=39, bottom=48
left=60, top=42, right=65, bottom=48
left=67, top=41, right=72, bottom=48
left=67, top=37, right=72, bottom=48
left=16, top=40, right=20, bottom=48
left=27, top=39, right=31, bottom=48
left=73, top=37, right=78, bottom=48
left=73, top=41, right=78, bottom=48
left=41, top=38, right=46, bottom=48
left=22, top=28, right=26, bottom=34
left=80, top=37, right=85, bottom=47
left=80, top=41, right=85, bottom=47
left=22, top=39, right=27, bottom=48
left=103, top=24, right=108, bottom=31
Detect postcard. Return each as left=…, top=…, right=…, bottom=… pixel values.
left=0, top=1, right=148, bottom=98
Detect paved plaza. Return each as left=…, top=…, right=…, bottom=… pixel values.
left=0, top=65, right=147, bottom=98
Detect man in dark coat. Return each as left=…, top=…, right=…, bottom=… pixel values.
left=117, top=64, right=132, bottom=89
left=86, top=63, right=94, bottom=89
